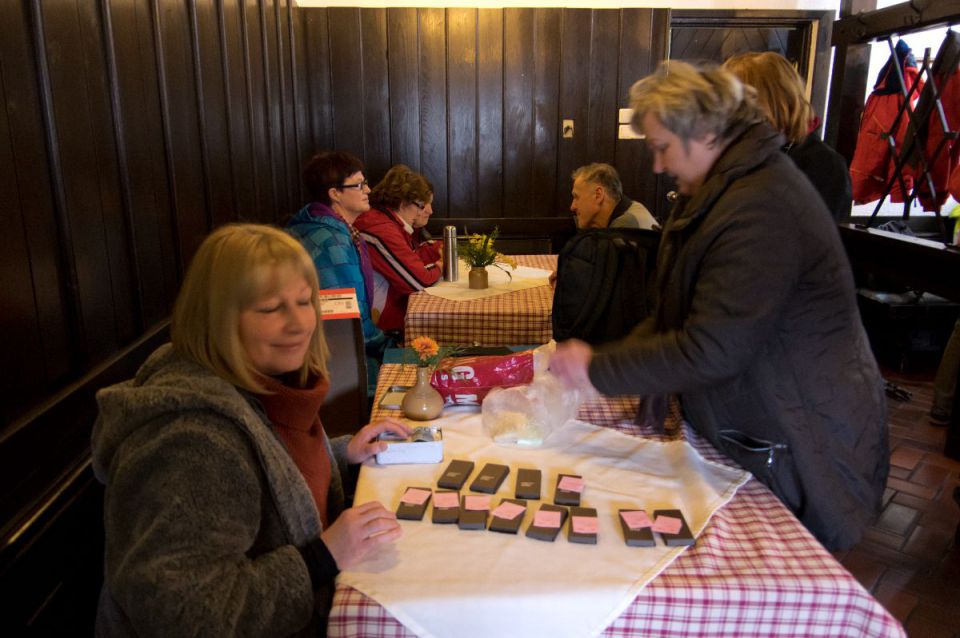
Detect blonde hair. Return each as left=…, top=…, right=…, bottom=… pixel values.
left=629, top=60, right=765, bottom=147
left=171, top=223, right=329, bottom=393
left=723, top=51, right=814, bottom=145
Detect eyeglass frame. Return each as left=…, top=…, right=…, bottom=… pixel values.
left=338, top=178, right=369, bottom=191
left=411, top=200, right=428, bottom=210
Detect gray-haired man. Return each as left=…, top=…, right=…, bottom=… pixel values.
left=569, top=163, right=658, bottom=230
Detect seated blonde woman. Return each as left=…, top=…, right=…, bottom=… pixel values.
left=92, top=223, right=409, bottom=636
left=723, top=51, right=852, bottom=220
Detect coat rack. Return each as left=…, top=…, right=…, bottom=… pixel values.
left=833, top=0, right=960, bottom=48
left=828, top=1, right=960, bottom=460
left=858, top=36, right=958, bottom=244
left=831, top=0, right=960, bottom=245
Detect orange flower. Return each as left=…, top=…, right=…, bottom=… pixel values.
left=411, top=336, right=440, bottom=364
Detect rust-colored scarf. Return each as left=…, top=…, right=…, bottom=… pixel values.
left=255, top=374, right=332, bottom=527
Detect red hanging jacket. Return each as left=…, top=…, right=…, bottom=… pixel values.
left=910, top=31, right=960, bottom=212
left=850, top=39, right=924, bottom=205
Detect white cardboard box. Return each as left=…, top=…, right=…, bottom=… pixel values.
left=375, top=426, right=444, bottom=465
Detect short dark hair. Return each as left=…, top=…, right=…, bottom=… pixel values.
left=302, top=151, right=364, bottom=204
left=369, top=164, right=434, bottom=209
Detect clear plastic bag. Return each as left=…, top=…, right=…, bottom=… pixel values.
left=481, top=371, right=583, bottom=447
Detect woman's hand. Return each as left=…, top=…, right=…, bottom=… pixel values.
left=549, top=339, right=597, bottom=392
left=321, top=501, right=402, bottom=569
left=346, top=418, right=412, bottom=464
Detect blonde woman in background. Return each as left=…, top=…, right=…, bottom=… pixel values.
left=724, top=51, right=853, bottom=220
left=93, top=224, right=409, bottom=636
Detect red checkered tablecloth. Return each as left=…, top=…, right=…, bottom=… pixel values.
left=404, top=254, right=557, bottom=347
left=328, top=364, right=905, bottom=638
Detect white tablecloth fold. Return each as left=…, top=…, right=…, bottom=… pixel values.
left=424, top=261, right=552, bottom=301
left=339, top=413, right=750, bottom=638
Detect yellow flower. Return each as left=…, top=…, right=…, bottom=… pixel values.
left=411, top=336, right=440, bottom=364
left=500, top=254, right=517, bottom=269
left=462, top=228, right=501, bottom=268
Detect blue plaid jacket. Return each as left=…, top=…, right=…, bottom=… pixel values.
left=287, top=205, right=391, bottom=393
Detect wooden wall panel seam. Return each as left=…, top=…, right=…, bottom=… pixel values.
left=98, top=0, right=145, bottom=334
left=148, top=0, right=184, bottom=277
left=553, top=9, right=566, bottom=216
left=237, top=0, right=263, bottom=216
left=278, top=0, right=303, bottom=209
left=27, top=0, right=85, bottom=370
left=285, top=0, right=304, bottom=207
left=473, top=11, right=480, bottom=209
left=273, top=0, right=292, bottom=215
left=358, top=9, right=366, bottom=161
left=417, top=8, right=422, bottom=174
left=186, top=0, right=214, bottom=233
left=499, top=10, right=505, bottom=217
left=257, top=0, right=280, bottom=218
left=322, top=9, right=334, bottom=152
left=215, top=0, right=240, bottom=216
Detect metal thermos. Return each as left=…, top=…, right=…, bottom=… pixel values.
left=442, top=225, right=458, bottom=282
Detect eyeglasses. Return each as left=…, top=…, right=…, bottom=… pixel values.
left=338, top=179, right=369, bottom=191
left=412, top=201, right=428, bottom=210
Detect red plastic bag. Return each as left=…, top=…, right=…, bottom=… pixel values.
left=430, top=352, right=535, bottom=406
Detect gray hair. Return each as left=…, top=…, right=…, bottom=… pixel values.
left=571, top=163, right=623, bottom=202
left=629, top=60, right=765, bottom=147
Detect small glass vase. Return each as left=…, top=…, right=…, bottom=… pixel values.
left=402, top=367, right=445, bottom=421
left=468, top=266, right=489, bottom=290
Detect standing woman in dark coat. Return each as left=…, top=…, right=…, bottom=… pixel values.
left=550, top=61, right=888, bottom=551
left=724, top=51, right=853, bottom=220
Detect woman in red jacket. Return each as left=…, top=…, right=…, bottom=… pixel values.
left=355, top=165, right=441, bottom=335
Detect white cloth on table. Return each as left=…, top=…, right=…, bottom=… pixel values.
left=338, top=412, right=750, bottom=638
left=424, top=261, right=552, bottom=301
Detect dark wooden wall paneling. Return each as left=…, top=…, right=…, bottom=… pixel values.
left=0, top=7, right=313, bottom=629
left=301, top=7, right=668, bottom=221
left=2, top=0, right=311, bottom=630
left=3, top=4, right=675, bottom=432
left=0, top=3, right=839, bottom=432
left=0, top=0, right=311, bottom=431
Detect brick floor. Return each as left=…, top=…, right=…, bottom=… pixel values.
left=838, top=370, right=960, bottom=638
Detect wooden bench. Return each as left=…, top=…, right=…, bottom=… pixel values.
left=0, top=324, right=168, bottom=634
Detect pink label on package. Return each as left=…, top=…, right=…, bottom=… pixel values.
left=571, top=516, right=598, bottom=534
left=620, top=510, right=653, bottom=530
left=534, top=510, right=562, bottom=528
left=557, top=475, right=584, bottom=493
left=433, top=492, right=460, bottom=509
left=492, top=501, right=526, bottom=520
left=464, top=495, right=490, bottom=511
left=652, top=515, right=683, bottom=535
left=401, top=488, right=431, bottom=505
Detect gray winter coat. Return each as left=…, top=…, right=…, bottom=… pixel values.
left=92, top=344, right=351, bottom=637
left=589, top=122, right=888, bottom=551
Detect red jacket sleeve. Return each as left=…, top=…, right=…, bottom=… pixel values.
left=415, top=239, right=441, bottom=264
left=358, top=217, right=441, bottom=295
